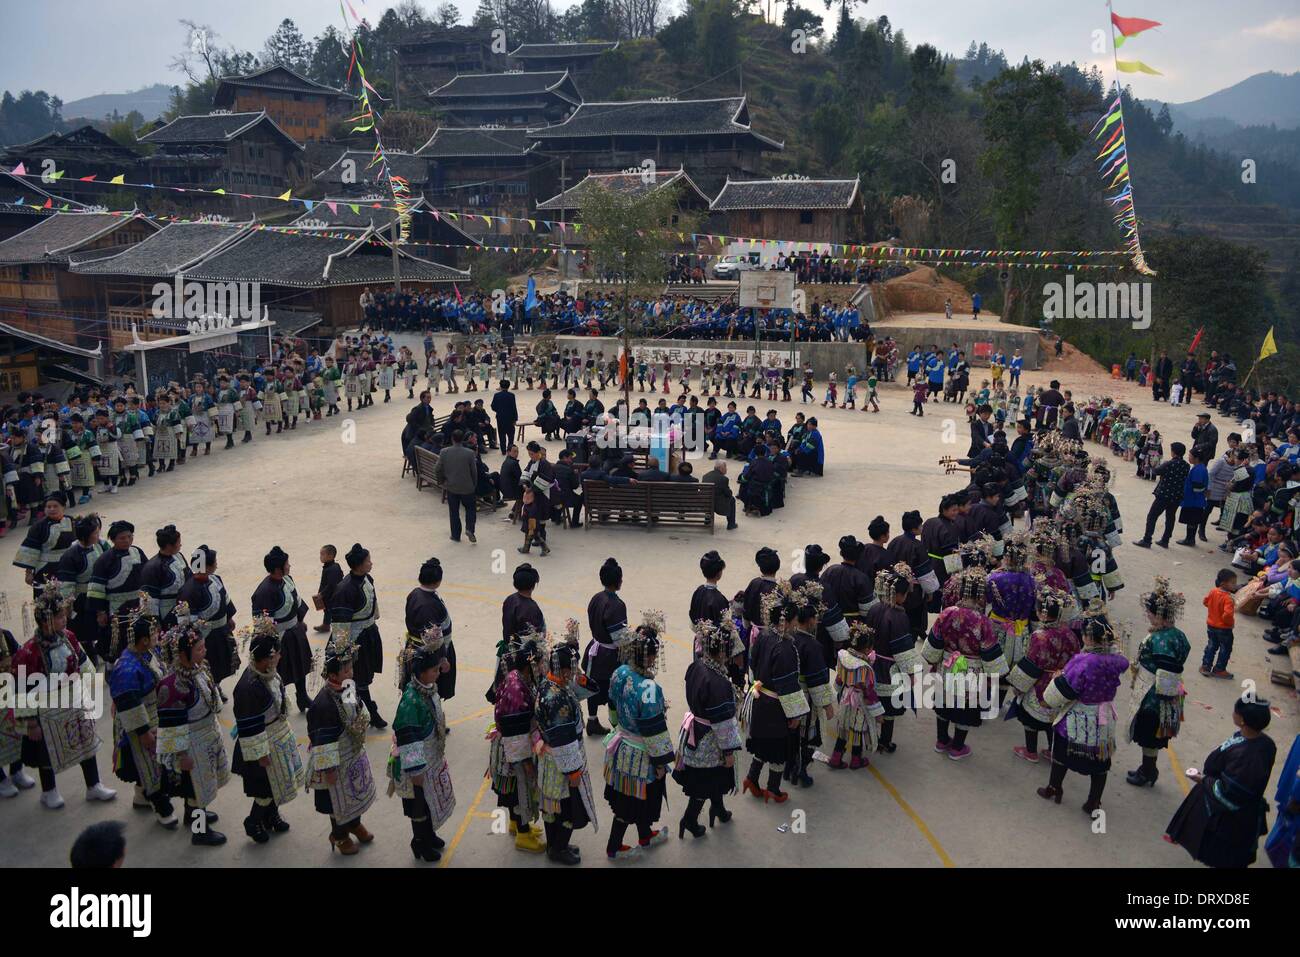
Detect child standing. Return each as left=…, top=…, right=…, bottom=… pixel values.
left=801, top=366, right=815, bottom=403
left=1200, top=569, right=1238, bottom=679
left=865, top=372, right=880, bottom=413
left=823, top=372, right=838, bottom=408
left=842, top=367, right=858, bottom=410
left=1169, top=381, right=1184, bottom=407
left=827, top=622, right=883, bottom=770
left=911, top=378, right=928, bottom=416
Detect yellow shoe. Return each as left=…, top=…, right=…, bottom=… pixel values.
left=514, top=828, right=546, bottom=853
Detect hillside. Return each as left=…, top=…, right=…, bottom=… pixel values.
left=63, top=83, right=173, bottom=123
left=1145, top=71, right=1300, bottom=133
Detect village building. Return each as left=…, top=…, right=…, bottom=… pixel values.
left=0, top=211, right=157, bottom=354
left=212, top=65, right=353, bottom=143
left=394, top=28, right=507, bottom=102
left=507, top=41, right=620, bottom=75
left=180, top=222, right=469, bottom=338
left=528, top=96, right=782, bottom=196
left=416, top=126, right=552, bottom=235
left=289, top=195, right=482, bottom=269
left=312, top=149, right=431, bottom=198
left=708, top=175, right=866, bottom=249
left=66, top=219, right=254, bottom=366
left=428, top=70, right=582, bottom=128
left=0, top=126, right=144, bottom=208
left=535, top=167, right=712, bottom=278
left=138, top=111, right=308, bottom=215
left=0, top=171, right=86, bottom=241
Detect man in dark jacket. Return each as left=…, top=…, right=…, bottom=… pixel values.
left=433, top=430, right=480, bottom=543
left=490, top=381, right=518, bottom=454
left=314, top=544, right=344, bottom=633
left=1059, top=404, right=1082, bottom=441
left=553, top=449, right=584, bottom=528
left=700, top=460, right=738, bottom=530
left=1192, top=412, right=1219, bottom=461
left=1134, top=441, right=1191, bottom=548
left=637, top=456, right=670, bottom=482
left=968, top=405, right=995, bottom=456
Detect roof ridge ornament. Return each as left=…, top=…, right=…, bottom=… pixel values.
left=650, top=96, right=678, bottom=102
left=772, top=173, right=810, bottom=181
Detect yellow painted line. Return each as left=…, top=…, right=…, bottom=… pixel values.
left=1165, top=744, right=1191, bottom=796
left=439, top=775, right=491, bottom=868
left=866, top=764, right=956, bottom=867
left=449, top=705, right=492, bottom=728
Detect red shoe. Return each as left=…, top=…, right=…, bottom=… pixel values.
left=764, top=788, right=790, bottom=804
left=1012, top=746, right=1039, bottom=764
left=934, top=740, right=950, bottom=754
left=742, top=777, right=765, bottom=800
left=827, top=750, right=846, bottom=770
left=849, top=755, right=867, bottom=770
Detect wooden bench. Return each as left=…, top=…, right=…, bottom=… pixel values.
left=414, top=446, right=442, bottom=492
left=402, top=413, right=455, bottom=478
left=581, top=479, right=715, bottom=533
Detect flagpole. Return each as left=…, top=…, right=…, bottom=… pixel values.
left=1105, top=0, right=1149, bottom=272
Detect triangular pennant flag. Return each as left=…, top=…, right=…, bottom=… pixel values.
left=278, top=190, right=292, bottom=201
left=1259, top=327, right=1278, bottom=361
left=79, top=175, right=96, bottom=182
left=50, top=170, right=64, bottom=181
left=327, top=202, right=338, bottom=214
left=109, top=174, right=125, bottom=185
left=212, top=188, right=225, bottom=195
left=42, top=198, right=52, bottom=209
left=349, top=204, right=360, bottom=214
left=1116, top=60, right=1161, bottom=75
left=1111, top=13, right=1161, bottom=38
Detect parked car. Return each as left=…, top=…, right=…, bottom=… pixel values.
left=711, top=254, right=761, bottom=280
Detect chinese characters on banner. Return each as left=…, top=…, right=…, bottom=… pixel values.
left=630, top=346, right=801, bottom=368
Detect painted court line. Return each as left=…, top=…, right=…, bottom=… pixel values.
left=866, top=765, right=956, bottom=867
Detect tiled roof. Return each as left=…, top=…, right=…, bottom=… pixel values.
left=509, top=41, right=619, bottom=58
left=529, top=96, right=782, bottom=148
left=0, top=212, right=150, bottom=265
left=417, top=127, right=535, bottom=158
left=215, top=65, right=347, bottom=98
left=313, top=150, right=430, bottom=188
left=535, top=168, right=707, bottom=211
left=69, top=221, right=251, bottom=276
left=430, top=70, right=577, bottom=101
left=139, top=112, right=304, bottom=151
left=710, top=177, right=861, bottom=211
left=186, top=228, right=466, bottom=287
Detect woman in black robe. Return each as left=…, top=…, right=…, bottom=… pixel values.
left=251, top=546, right=313, bottom=713
left=329, top=543, right=386, bottom=729
left=674, top=618, right=742, bottom=835
left=403, top=557, right=456, bottom=701
left=582, top=558, right=629, bottom=737
left=534, top=390, right=562, bottom=441
left=1166, top=697, right=1277, bottom=868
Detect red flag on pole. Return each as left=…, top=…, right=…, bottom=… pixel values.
left=453, top=283, right=463, bottom=305
left=1187, top=326, right=1204, bottom=355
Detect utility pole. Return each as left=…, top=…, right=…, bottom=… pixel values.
left=558, top=156, right=568, bottom=278
left=390, top=219, right=402, bottom=295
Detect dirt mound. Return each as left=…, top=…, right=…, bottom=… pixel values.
left=1039, top=334, right=1109, bottom=376
left=884, top=266, right=973, bottom=314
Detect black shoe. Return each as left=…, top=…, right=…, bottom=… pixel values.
left=266, top=808, right=290, bottom=834
left=410, top=839, right=441, bottom=862
left=192, top=827, right=227, bottom=847
left=244, top=815, right=269, bottom=844
left=678, top=817, right=707, bottom=839
left=1176, top=538, right=1196, bottom=547
left=796, top=772, right=814, bottom=788
left=368, top=712, right=388, bottom=730
left=708, top=806, right=732, bottom=827
left=1133, top=540, right=1152, bottom=549
left=1156, top=540, right=1170, bottom=549
left=547, top=845, right=581, bottom=865
left=1268, top=645, right=1290, bottom=655
left=586, top=717, right=610, bottom=736
left=1125, top=767, right=1158, bottom=787
left=429, top=831, right=445, bottom=850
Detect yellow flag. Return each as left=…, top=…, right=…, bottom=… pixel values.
left=1259, top=327, right=1278, bottom=361
left=1116, top=60, right=1162, bottom=76
left=278, top=190, right=292, bottom=202
left=109, top=174, right=125, bottom=185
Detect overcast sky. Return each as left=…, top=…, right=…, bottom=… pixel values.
left=5, top=0, right=1299, bottom=105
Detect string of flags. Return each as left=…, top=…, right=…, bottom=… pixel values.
left=4, top=166, right=1133, bottom=265
left=337, top=0, right=413, bottom=243
left=1094, top=7, right=1161, bottom=276
left=0, top=196, right=1133, bottom=271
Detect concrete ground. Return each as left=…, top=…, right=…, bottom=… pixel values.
left=0, top=328, right=1292, bottom=869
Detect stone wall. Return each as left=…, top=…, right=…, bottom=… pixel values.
left=555, top=324, right=1040, bottom=380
